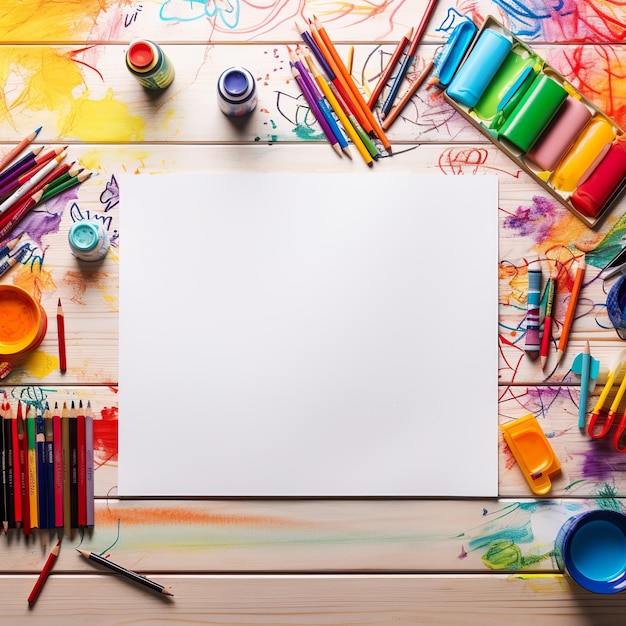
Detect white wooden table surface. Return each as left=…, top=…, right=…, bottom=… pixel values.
left=1, top=0, right=626, bottom=622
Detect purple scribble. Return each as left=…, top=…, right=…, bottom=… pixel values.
left=503, top=195, right=558, bottom=243
left=9, top=190, right=77, bottom=247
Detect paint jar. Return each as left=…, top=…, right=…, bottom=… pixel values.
left=125, top=39, right=175, bottom=90
left=0, top=285, right=48, bottom=379
left=555, top=510, right=626, bottom=593
left=68, top=220, right=110, bottom=262
left=217, top=67, right=257, bottom=118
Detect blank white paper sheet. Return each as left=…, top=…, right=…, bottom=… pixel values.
left=118, top=172, right=499, bottom=497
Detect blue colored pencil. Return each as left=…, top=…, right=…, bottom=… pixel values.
left=44, top=404, right=55, bottom=530
left=36, top=411, right=48, bottom=529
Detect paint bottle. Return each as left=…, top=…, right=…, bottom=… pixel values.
left=126, top=39, right=175, bottom=90
left=217, top=67, right=257, bottom=117
left=555, top=510, right=626, bottom=594
left=68, top=220, right=110, bottom=262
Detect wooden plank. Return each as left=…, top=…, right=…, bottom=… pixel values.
left=3, top=574, right=626, bottom=624
left=0, top=497, right=610, bottom=573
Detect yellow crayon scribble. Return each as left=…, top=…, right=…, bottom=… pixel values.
left=14, top=263, right=57, bottom=301
left=0, top=0, right=126, bottom=42
left=24, top=350, right=59, bottom=379
left=59, top=89, right=146, bottom=142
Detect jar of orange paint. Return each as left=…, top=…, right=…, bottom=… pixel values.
left=0, top=285, right=47, bottom=378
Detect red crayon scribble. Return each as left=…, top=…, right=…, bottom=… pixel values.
left=438, top=147, right=522, bottom=177
left=94, top=406, right=118, bottom=467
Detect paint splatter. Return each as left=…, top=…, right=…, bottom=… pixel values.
left=94, top=405, right=118, bottom=467
left=23, top=351, right=59, bottom=378
left=502, top=195, right=560, bottom=242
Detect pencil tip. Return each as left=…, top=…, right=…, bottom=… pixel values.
left=342, top=146, right=353, bottom=159
left=35, top=126, right=42, bottom=134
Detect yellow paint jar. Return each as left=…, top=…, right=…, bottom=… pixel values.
left=0, top=285, right=47, bottom=378
left=550, top=116, right=617, bottom=192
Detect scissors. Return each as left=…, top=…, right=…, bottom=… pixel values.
left=588, top=349, right=626, bottom=451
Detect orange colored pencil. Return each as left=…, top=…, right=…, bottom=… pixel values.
left=0, top=127, right=42, bottom=175
left=556, top=255, right=586, bottom=366
left=367, top=27, right=414, bottom=109
left=28, top=539, right=61, bottom=606
left=312, top=16, right=392, bottom=153
left=381, top=60, right=434, bottom=129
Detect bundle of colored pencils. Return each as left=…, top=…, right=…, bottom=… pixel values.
left=0, top=395, right=95, bottom=535
left=0, top=127, right=92, bottom=242
left=293, top=19, right=392, bottom=165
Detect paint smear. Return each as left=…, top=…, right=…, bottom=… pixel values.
left=23, top=351, right=59, bottom=378
left=94, top=405, right=118, bottom=468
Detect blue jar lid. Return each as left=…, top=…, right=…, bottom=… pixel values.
left=69, top=221, right=99, bottom=252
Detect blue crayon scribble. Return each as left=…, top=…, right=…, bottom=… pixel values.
left=491, top=0, right=576, bottom=39
left=159, top=0, right=240, bottom=29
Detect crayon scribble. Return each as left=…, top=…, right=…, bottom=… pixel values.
left=493, top=0, right=626, bottom=43
left=438, top=147, right=521, bottom=177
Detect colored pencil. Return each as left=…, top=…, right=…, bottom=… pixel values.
left=28, top=539, right=61, bottom=606
left=77, top=400, right=86, bottom=527
left=85, top=400, right=95, bottom=527
left=0, top=146, right=65, bottom=200
left=381, top=60, right=434, bottom=129
left=0, top=145, right=45, bottom=190
left=9, top=398, right=21, bottom=528
left=4, top=409, right=15, bottom=529
left=76, top=549, right=175, bottom=596
left=0, top=126, right=42, bottom=175
left=294, top=49, right=352, bottom=158
left=381, top=0, right=438, bottom=118
left=61, top=401, right=71, bottom=535
left=26, top=405, right=39, bottom=530
left=367, top=27, right=414, bottom=109
left=0, top=190, right=44, bottom=240
left=44, top=404, right=55, bottom=530
left=57, top=298, right=67, bottom=374
left=35, top=411, right=48, bottom=529
left=302, top=51, right=373, bottom=165
left=555, top=256, right=586, bottom=366
left=540, top=268, right=558, bottom=370
left=0, top=234, right=23, bottom=260
left=69, top=401, right=78, bottom=529
left=17, top=402, right=31, bottom=534
left=0, top=151, right=66, bottom=216
left=52, top=402, right=63, bottom=528
left=0, top=244, right=29, bottom=279
left=312, top=16, right=392, bottom=153
left=289, top=60, right=343, bottom=158
left=41, top=169, right=91, bottom=204
left=0, top=396, right=8, bottom=532
left=38, top=162, right=82, bottom=196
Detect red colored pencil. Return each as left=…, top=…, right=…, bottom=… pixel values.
left=17, top=401, right=31, bottom=535
left=52, top=402, right=63, bottom=528
left=0, top=146, right=66, bottom=199
left=27, top=539, right=62, bottom=606
left=367, top=27, right=414, bottom=109
left=76, top=400, right=86, bottom=527
left=0, top=126, right=42, bottom=175
left=57, top=299, right=66, bottom=374
left=0, top=188, right=44, bottom=240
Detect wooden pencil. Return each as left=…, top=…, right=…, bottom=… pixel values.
left=52, top=402, right=63, bottom=529
left=17, top=401, right=31, bottom=534
left=44, top=404, right=55, bottom=531
left=35, top=410, right=48, bottom=529
left=381, top=60, right=434, bottom=129
left=76, top=400, right=87, bottom=527
left=57, top=299, right=66, bottom=374
left=69, top=401, right=78, bottom=529
left=367, top=27, right=414, bottom=109
left=28, top=539, right=61, bottom=606
left=312, top=16, right=393, bottom=153
left=26, top=405, right=39, bottom=530
left=556, top=255, right=586, bottom=366
left=10, top=398, right=22, bottom=529
left=0, top=396, right=8, bottom=532
left=0, top=126, right=42, bottom=175
left=77, top=549, right=175, bottom=596
left=61, top=401, right=71, bottom=535
left=85, top=400, right=95, bottom=527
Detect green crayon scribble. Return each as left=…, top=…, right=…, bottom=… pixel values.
left=482, top=539, right=553, bottom=570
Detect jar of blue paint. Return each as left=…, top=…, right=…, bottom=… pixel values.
left=555, top=510, right=626, bottom=593
left=217, top=67, right=257, bottom=118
